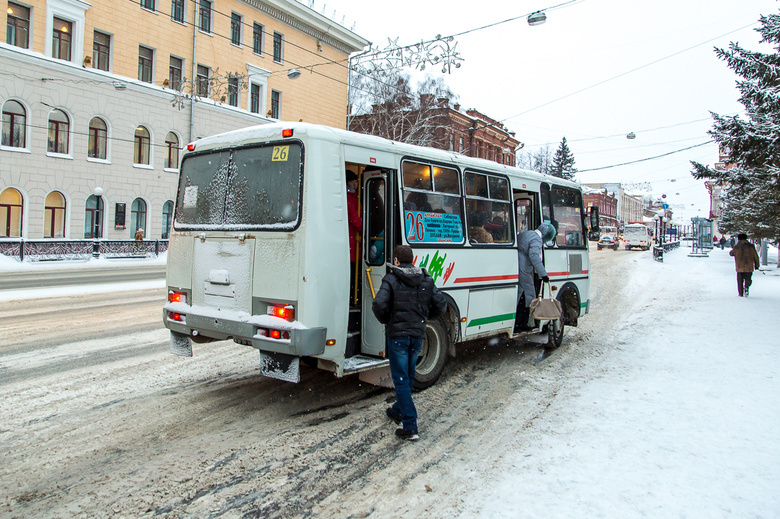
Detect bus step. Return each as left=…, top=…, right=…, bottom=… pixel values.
left=348, top=307, right=361, bottom=332
left=343, top=355, right=390, bottom=374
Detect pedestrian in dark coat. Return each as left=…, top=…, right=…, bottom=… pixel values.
left=729, top=233, right=760, bottom=297
left=372, top=245, right=447, bottom=441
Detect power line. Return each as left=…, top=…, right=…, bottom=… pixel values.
left=578, top=141, right=714, bottom=172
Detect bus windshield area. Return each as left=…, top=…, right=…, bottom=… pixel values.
left=175, top=143, right=303, bottom=231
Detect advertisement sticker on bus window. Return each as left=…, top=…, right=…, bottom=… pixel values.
left=405, top=211, right=463, bottom=243
left=272, top=146, right=290, bottom=161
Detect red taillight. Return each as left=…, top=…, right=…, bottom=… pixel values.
left=269, top=305, right=294, bottom=321
left=168, top=312, right=184, bottom=322
left=270, top=330, right=281, bottom=339
left=187, top=142, right=196, bottom=151
left=282, top=128, right=294, bottom=138
left=168, top=290, right=186, bottom=304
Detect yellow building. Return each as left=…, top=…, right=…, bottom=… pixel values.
left=1, top=0, right=368, bottom=245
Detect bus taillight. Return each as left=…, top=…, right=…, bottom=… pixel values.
left=282, top=128, right=294, bottom=138
left=257, top=328, right=290, bottom=340
left=269, top=305, right=294, bottom=321
left=168, top=312, right=185, bottom=322
left=168, top=290, right=186, bottom=304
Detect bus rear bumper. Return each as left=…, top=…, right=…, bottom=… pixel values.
left=163, top=307, right=327, bottom=357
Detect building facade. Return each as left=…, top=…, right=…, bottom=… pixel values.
left=583, top=182, right=644, bottom=225
left=350, top=100, right=521, bottom=166
left=1, top=0, right=367, bottom=242
left=582, top=187, right=618, bottom=228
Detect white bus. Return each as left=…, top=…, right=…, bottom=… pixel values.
left=163, top=122, right=591, bottom=388
left=623, top=223, right=650, bottom=250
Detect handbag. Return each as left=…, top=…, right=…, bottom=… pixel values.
left=529, top=281, right=563, bottom=321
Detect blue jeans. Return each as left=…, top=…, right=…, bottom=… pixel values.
left=387, top=336, right=423, bottom=431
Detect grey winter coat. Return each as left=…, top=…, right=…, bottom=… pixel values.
left=517, top=225, right=549, bottom=306
left=372, top=264, right=447, bottom=338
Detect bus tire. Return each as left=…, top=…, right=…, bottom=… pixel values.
left=413, top=317, right=449, bottom=391
left=546, top=318, right=565, bottom=349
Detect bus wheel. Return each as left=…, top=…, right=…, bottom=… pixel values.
left=414, top=317, right=449, bottom=390
left=546, top=318, right=565, bottom=349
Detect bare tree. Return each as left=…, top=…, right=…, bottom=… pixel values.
left=517, top=145, right=553, bottom=175
left=348, top=67, right=456, bottom=147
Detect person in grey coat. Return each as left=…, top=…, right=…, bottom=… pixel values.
left=516, top=223, right=554, bottom=330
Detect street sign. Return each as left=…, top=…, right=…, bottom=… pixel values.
left=662, top=204, right=669, bottom=209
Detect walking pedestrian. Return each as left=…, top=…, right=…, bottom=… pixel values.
left=719, top=236, right=726, bottom=250
left=729, top=233, right=760, bottom=297
left=372, top=245, right=447, bottom=441
left=515, top=223, right=554, bottom=331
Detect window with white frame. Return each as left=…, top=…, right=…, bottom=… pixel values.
left=140, top=0, right=155, bottom=11
left=247, top=64, right=270, bottom=116
left=0, top=187, right=24, bottom=238
left=196, top=65, right=210, bottom=97
left=228, top=75, right=239, bottom=107
left=273, top=32, right=283, bottom=63
left=165, top=131, right=179, bottom=169
left=230, top=12, right=242, bottom=46
left=138, top=45, right=154, bottom=83
left=47, top=109, right=70, bottom=155
left=198, top=0, right=211, bottom=33
left=44, top=191, right=67, bottom=238
left=171, top=0, right=185, bottom=23
left=52, top=17, right=72, bottom=61
left=271, top=90, right=281, bottom=118
left=88, top=117, right=108, bottom=160
left=252, top=23, right=263, bottom=55
left=93, top=30, right=111, bottom=71
left=6, top=2, right=30, bottom=49
left=2, top=99, right=27, bottom=149
left=134, top=126, right=151, bottom=166
left=169, top=55, right=183, bottom=90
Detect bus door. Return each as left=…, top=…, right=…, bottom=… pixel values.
left=361, top=170, right=391, bottom=357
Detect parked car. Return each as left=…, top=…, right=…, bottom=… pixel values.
left=597, top=234, right=619, bottom=250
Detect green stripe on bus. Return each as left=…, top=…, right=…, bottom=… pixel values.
left=467, top=313, right=516, bottom=328
left=581, top=301, right=588, bottom=308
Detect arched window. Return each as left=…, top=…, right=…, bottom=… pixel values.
left=164, top=132, right=179, bottom=169
left=134, top=126, right=151, bottom=165
left=0, top=187, right=23, bottom=237
left=47, top=109, right=70, bottom=154
left=88, top=117, right=108, bottom=160
left=2, top=99, right=27, bottom=148
left=44, top=191, right=66, bottom=238
left=84, top=194, right=104, bottom=238
left=130, top=198, right=147, bottom=236
left=162, top=200, right=174, bottom=239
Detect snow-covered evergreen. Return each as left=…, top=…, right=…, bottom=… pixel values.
left=691, top=11, right=780, bottom=245
left=551, top=136, right=578, bottom=180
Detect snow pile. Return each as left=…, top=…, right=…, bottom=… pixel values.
left=0, top=251, right=167, bottom=272
left=459, top=247, right=780, bottom=517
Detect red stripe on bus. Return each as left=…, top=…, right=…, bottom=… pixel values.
left=453, top=274, right=518, bottom=284
left=547, top=272, right=569, bottom=277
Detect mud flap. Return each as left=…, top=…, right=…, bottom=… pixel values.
left=258, top=351, right=300, bottom=383
left=358, top=366, right=394, bottom=388
left=170, top=331, right=193, bottom=357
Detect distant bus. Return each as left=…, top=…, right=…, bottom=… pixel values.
left=163, top=122, right=592, bottom=388
left=623, top=223, right=650, bottom=250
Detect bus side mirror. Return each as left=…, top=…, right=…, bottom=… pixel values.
left=589, top=207, right=600, bottom=234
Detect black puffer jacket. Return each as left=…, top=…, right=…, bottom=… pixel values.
left=372, top=263, right=448, bottom=338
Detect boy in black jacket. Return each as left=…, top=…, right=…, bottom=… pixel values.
left=372, top=245, right=447, bottom=440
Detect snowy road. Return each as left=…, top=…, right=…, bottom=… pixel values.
left=0, top=246, right=777, bottom=518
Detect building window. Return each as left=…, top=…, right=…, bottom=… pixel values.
left=134, top=126, right=151, bottom=165
left=47, top=109, right=70, bottom=154
left=449, top=134, right=454, bottom=151
left=252, top=23, right=263, bottom=55
left=88, top=117, right=107, bottom=160
left=44, top=191, right=66, bottom=238
left=250, top=84, right=261, bottom=114
left=230, top=12, right=242, bottom=46
left=92, top=30, right=111, bottom=71
left=458, top=136, right=464, bottom=153
left=6, top=2, right=30, bottom=49
left=84, top=194, right=103, bottom=239
left=165, top=132, right=179, bottom=169
left=198, top=0, right=211, bottom=33
left=0, top=187, right=23, bottom=238
left=140, top=0, right=155, bottom=11
left=271, top=90, right=280, bottom=118
left=162, top=200, right=174, bottom=239
left=228, top=75, right=238, bottom=107
left=196, top=65, right=209, bottom=97
left=138, top=45, right=154, bottom=83
left=130, top=198, right=147, bottom=237
left=171, top=0, right=185, bottom=22
left=2, top=100, right=26, bottom=148
left=273, top=32, right=283, bottom=63
left=169, top=56, right=183, bottom=90
left=52, top=17, right=72, bottom=61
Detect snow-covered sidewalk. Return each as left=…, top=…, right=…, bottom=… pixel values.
left=459, top=246, right=780, bottom=518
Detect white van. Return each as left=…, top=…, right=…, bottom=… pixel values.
left=623, top=223, right=650, bottom=250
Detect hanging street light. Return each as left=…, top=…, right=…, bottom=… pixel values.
left=527, top=11, right=547, bottom=26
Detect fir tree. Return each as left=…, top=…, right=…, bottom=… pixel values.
left=691, top=11, right=780, bottom=250
left=552, top=137, right=577, bottom=180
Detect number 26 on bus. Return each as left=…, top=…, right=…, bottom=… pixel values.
left=406, top=212, right=425, bottom=242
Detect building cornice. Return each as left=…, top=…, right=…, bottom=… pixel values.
left=239, top=0, right=369, bottom=55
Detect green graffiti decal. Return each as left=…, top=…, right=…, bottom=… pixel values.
left=427, top=250, right=447, bottom=283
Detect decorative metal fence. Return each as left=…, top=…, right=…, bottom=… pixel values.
left=0, top=239, right=168, bottom=262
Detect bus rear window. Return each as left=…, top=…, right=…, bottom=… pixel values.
left=175, top=142, right=303, bottom=230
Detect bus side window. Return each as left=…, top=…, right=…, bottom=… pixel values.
left=540, top=183, right=556, bottom=247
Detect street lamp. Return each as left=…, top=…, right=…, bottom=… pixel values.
left=92, top=187, right=104, bottom=258
left=527, top=11, right=547, bottom=26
